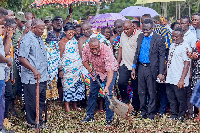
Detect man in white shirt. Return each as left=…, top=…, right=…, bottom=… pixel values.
left=180, top=15, right=197, bottom=118
left=190, top=13, right=200, bottom=37
left=117, top=20, right=140, bottom=113
left=166, top=27, right=191, bottom=121
left=180, top=15, right=197, bottom=48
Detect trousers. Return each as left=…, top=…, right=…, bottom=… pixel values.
left=23, top=81, right=47, bottom=125
left=86, top=71, right=117, bottom=121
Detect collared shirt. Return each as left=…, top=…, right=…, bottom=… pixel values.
left=165, top=24, right=172, bottom=33
left=183, top=29, right=197, bottom=48
left=119, top=30, right=140, bottom=70
left=139, top=34, right=153, bottom=64
left=19, top=31, right=49, bottom=84
left=0, top=36, right=5, bottom=80
left=189, top=25, right=196, bottom=36
left=82, top=43, right=118, bottom=81
left=12, top=28, right=23, bottom=52
left=154, top=24, right=172, bottom=49
left=45, top=30, right=65, bottom=44
left=166, top=42, right=191, bottom=86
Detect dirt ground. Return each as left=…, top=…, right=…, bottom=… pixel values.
left=5, top=99, right=200, bottom=133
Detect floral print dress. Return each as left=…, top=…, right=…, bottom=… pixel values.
left=45, top=41, right=60, bottom=100
left=61, top=37, right=85, bottom=102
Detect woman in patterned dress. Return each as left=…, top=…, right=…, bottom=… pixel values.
left=59, top=22, right=85, bottom=112
left=189, top=40, right=200, bottom=120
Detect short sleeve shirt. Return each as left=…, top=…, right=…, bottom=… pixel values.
left=0, top=36, right=5, bottom=80
left=82, top=43, right=118, bottom=81
left=166, top=42, right=191, bottom=86
left=183, top=29, right=197, bottom=48
left=119, top=30, right=140, bottom=70
left=19, top=31, right=49, bottom=84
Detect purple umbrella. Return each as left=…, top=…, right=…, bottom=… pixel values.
left=120, top=6, right=160, bottom=17
left=90, top=13, right=126, bottom=28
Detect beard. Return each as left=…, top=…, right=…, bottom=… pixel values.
left=53, top=27, right=62, bottom=32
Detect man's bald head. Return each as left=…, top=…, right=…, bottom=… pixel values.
left=82, top=21, right=92, bottom=37
left=114, top=19, right=123, bottom=26
left=123, top=20, right=132, bottom=27
left=7, top=10, right=14, bottom=19
left=82, top=21, right=91, bottom=28
left=25, top=12, right=35, bottom=21
left=123, top=20, right=134, bottom=37
left=31, top=19, right=44, bottom=27
left=31, top=19, right=45, bottom=37
left=89, top=37, right=100, bottom=55
left=114, top=19, right=123, bottom=36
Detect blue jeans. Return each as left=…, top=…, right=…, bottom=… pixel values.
left=0, top=80, right=5, bottom=129
left=86, top=71, right=117, bottom=121
left=0, top=80, right=5, bottom=105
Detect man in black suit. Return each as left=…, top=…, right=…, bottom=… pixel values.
left=131, top=19, right=165, bottom=120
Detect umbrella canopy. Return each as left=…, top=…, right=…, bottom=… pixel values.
left=31, top=0, right=112, bottom=7
left=90, top=13, right=126, bottom=28
left=135, top=0, right=185, bottom=4
left=120, top=6, right=160, bottom=17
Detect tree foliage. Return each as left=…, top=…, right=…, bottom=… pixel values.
left=1, top=0, right=200, bottom=21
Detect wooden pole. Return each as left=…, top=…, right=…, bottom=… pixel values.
left=35, top=76, right=40, bottom=133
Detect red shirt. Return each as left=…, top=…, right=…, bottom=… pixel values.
left=82, top=43, right=118, bottom=81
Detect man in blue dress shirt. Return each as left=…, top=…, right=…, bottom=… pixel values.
left=131, top=19, right=165, bottom=120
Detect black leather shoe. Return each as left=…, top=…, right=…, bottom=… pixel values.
left=80, top=115, right=94, bottom=123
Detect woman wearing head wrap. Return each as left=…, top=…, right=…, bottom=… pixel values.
left=58, top=22, right=85, bottom=112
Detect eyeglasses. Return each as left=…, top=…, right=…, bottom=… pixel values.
left=66, top=32, right=75, bottom=35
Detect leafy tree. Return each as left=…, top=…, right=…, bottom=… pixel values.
left=1, top=0, right=200, bottom=21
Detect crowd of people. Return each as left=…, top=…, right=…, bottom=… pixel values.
left=1, top=6, right=200, bottom=132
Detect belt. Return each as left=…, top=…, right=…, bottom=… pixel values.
left=139, top=62, right=150, bottom=67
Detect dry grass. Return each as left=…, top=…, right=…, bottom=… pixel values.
left=5, top=100, right=200, bottom=133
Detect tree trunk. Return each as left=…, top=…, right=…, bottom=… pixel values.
left=189, top=4, right=191, bottom=18
left=163, top=2, right=167, bottom=18
left=96, top=2, right=100, bottom=16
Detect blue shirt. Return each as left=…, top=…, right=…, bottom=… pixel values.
left=19, top=31, right=49, bottom=84
left=139, top=36, right=152, bottom=63
left=132, top=35, right=152, bottom=69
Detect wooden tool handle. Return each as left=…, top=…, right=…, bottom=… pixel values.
left=35, top=76, right=40, bottom=133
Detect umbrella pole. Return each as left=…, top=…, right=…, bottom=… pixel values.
left=35, top=76, right=40, bottom=133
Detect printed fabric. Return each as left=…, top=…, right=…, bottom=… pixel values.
left=61, top=37, right=83, bottom=91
